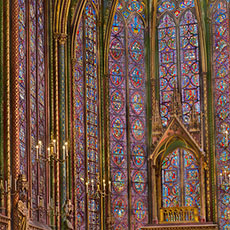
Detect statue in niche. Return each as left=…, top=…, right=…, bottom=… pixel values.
left=17, top=174, right=29, bottom=230
left=63, top=199, right=74, bottom=229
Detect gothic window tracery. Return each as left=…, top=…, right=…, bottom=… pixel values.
left=109, top=0, right=148, bottom=229
left=18, top=0, right=47, bottom=222
left=212, top=0, right=230, bottom=229
left=161, top=149, right=200, bottom=210
left=157, top=0, right=201, bottom=127
left=74, top=1, right=100, bottom=229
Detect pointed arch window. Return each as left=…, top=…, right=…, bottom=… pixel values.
left=18, top=0, right=47, bottom=223
left=157, top=0, right=201, bottom=127
left=74, top=1, right=100, bottom=229
left=109, top=1, right=148, bottom=229
left=161, top=149, right=200, bottom=209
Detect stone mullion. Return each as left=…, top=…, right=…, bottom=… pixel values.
left=10, top=0, right=20, bottom=228
left=204, top=1, right=217, bottom=222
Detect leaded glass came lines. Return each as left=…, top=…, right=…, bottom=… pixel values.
left=162, top=149, right=200, bottom=210
left=109, top=1, right=148, bottom=229
left=18, top=0, right=47, bottom=223
left=158, top=14, right=177, bottom=127
left=157, top=0, right=201, bottom=128
left=19, top=0, right=27, bottom=177
left=212, top=1, right=230, bottom=229
left=74, top=1, right=100, bottom=228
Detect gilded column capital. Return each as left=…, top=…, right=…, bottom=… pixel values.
left=71, top=58, right=77, bottom=67
left=58, top=33, right=68, bottom=45
left=53, top=32, right=60, bottom=41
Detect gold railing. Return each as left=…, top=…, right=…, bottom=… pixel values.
left=159, top=207, right=199, bottom=223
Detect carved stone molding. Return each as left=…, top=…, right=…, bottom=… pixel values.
left=28, top=221, right=52, bottom=230
left=0, top=214, right=9, bottom=229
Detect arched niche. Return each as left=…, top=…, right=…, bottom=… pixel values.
left=150, top=135, right=206, bottom=224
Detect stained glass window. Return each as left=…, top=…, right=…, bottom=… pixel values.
left=18, top=0, right=27, bottom=176
left=109, top=1, right=148, bottom=229
left=74, top=1, right=100, bottom=229
left=158, top=14, right=177, bottom=126
left=162, top=149, right=200, bottom=210
left=37, top=0, right=46, bottom=222
left=30, top=0, right=38, bottom=220
left=180, top=10, right=200, bottom=124
left=18, top=0, right=47, bottom=223
left=212, top=1, right=230, bottom=229
left=162, top=149, right=180, bottom=207
left=157, top=0, right=201, bottom=126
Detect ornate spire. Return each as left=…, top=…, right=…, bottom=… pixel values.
left=152, top=98, right=163, bottom=137
left=171, top=86, right=182, bottom=119
left=151, top=77, right=163, bottom=141
left=189, top=102, right=200, bottom=133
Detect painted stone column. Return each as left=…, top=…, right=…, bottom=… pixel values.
left=10, top=0, right=20, bottom=228
left=58, top=33, right=68, bottom=228
left=5, top=0, right=11, bottom=227
left=200, top=156, right=206, bottom=222
left=53, top=32, right=60, bottom=230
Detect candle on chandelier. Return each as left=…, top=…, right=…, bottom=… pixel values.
left=86, top=182, right=89, bottom=194
left=91, top=179, right=94, bottom=191
left=36, top=145, right=39, bottom=160
left=38, top=140, right=42, bottom=156
left=63, top=145, right=66, bottom=160
left=220, top=173, right=223, bottom=185
left=47, top=147, right=51, bottom=161
left=5, top=181, right=7, bottom=193
left=65, top=142, right=68, bottom=158
left=109, top=180, right=111, bottom=192
left=53, top=139, right=56, bottom=153
left=103, top=179, right=106, bottom=192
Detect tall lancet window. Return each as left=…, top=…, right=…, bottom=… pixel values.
left=212, top=1, right=230, bottom=229
left=157, top=0, right=201, bottom=127
left=74, top=1, right=100, bottom=229
left=18, top=0, right=47, bottom=223
left=156, top=0, right=202, bottom=220
left=161, top=149, right=200, bottom=210
left=108, top=0, right=148, bottom=229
